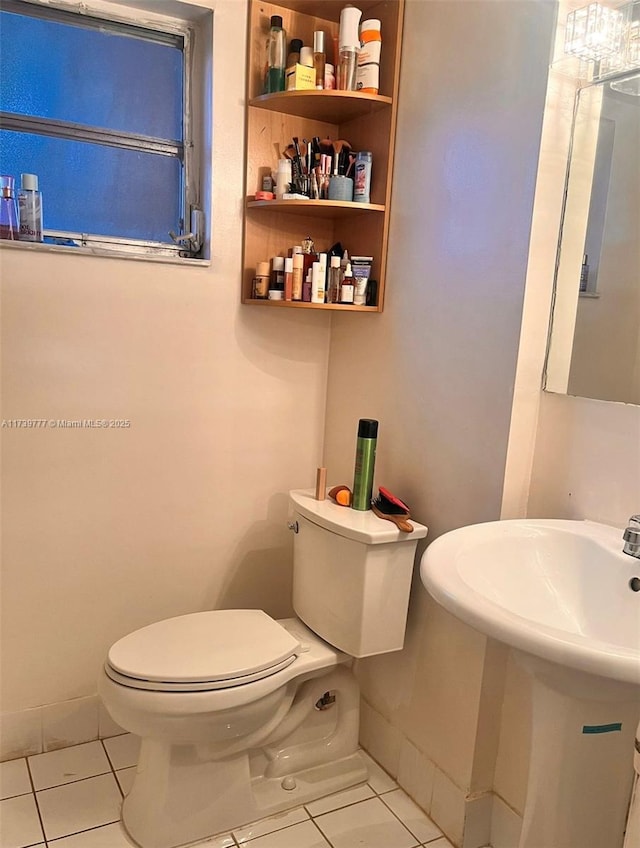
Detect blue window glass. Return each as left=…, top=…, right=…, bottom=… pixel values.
left=0, top=5, right=186, bottom=248
left=0, top=130, right=182, bottom=242
left=0, top=10, right=183, bottom=140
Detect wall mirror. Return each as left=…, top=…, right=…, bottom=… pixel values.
left=544, top=66, right=640, bottom=405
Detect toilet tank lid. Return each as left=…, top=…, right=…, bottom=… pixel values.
left=290, top=489, right=428, bottom=544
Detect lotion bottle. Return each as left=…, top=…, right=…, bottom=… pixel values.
left=284, top=256, right=293, bottom=301
left=311, top=261, right=325, bottom=303
left=292, top=252, right=304, bottom=300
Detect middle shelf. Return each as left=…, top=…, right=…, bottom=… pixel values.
left=246, top=199, right=385, bottom=219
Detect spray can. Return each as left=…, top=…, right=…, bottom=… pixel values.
left=352, top=418, right=378, bottom=510
left=353, top=151, right=372, bottom=203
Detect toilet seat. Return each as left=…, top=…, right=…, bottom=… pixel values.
left=105, top=610, right=301, bottom=693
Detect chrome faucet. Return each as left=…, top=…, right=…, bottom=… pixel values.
left=623, top=515, right=640, bottom=558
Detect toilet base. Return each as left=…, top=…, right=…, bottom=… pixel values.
left=122, top=749, right=367, bottom=848
left=119, top=662, right=364, bottom=848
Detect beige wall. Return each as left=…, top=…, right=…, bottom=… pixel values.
left=0, top=0, right=332, bottom=713
left=322, top=0, right=555, bottom=837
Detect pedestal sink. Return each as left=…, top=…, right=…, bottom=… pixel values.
left=420, top=518, right=640, bottom=848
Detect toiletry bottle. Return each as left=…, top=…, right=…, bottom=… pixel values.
left=300, top=46, right=314, bottom=68
left=313, top=31, right=326, bottom=89
left=352, top=418, right=378, bottom=510
left=338, top=5, right=361, bottom=90
left=311, top=261, right=326, bottom=303
left=357, top=19, right=381, bottom=94
left=353, top=151, right=372, bottom=203
left=254, top=261, right=270, bottom=299
left=580, top=253, right=589, bottom=292
left=341, top=262, right=354, bottom=303
left=287, top=38, right=303, bottom=68
left=275, top=158, right=292, bottom=199
left=292, top=252, right=304, bottom=300
left=328, top=255, right=342, bottom=303
left=271, top=256, right=285, bottom=294
left=284, top=256, right=293, bottom=301
left=318, top=252, right=328, bottom=297
left=301, top=234, right=317, bottom=283
left=266, top=16, right=286, bottom=93
left=324, top=63, right=335, bottom=90
left=303, top=268, right=313, bottom=302
left=0, top=175, right=20, bottom=240
left=18, top=173, right=43, bottom=242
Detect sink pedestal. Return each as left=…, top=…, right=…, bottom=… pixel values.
left=516, top=652, right=639, bottom=848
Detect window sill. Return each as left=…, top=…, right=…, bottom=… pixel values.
left=0, top=238, right=211, bottom=267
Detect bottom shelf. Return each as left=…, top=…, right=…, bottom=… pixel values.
left=242, top=298, right=379, bottom=312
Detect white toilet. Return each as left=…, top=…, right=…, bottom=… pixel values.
left=99, top=489, right=428, bottom=848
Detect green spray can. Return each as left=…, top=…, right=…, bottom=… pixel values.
left=352, top=418, right=378, bottom=510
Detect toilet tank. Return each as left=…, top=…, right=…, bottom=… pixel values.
left=289, top=489, right=428, bottom=658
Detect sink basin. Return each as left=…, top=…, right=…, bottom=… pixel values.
left=420, top=518, right=640, bottom=686
left=420, top=518, right=640, bottom=848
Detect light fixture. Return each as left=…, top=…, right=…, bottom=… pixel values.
left=565, top=3, right=624, bottom=62
left=564, top=1, right=640, bottom=92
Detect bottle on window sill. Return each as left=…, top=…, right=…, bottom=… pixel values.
left=18, top=173, right=43, bottom=242
left=0, top=175, right=20, bottom=241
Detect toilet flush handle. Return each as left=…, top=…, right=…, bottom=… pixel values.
left=287, top=520, right=299, bottom=533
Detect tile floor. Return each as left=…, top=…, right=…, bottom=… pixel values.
left=0, top=734, right=457, bottom=848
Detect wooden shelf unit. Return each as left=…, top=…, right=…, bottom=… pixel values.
left=242, top=0, right=404, bottom=312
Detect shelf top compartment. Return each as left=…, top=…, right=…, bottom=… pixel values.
left=272, top=0, right=392, bottom=21
left=250, top=90, right=393, bottom=123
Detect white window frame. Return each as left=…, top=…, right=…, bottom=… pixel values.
left=0, top=0, right=208, bottom=262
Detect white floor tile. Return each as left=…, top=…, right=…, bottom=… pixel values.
left=0, top=793, right=45, bottom=848
left=48, top=822, right=138, bottom=847
left=359, top=751, right=398, bottom=794
left=187, top=834, right=235, bottom=848
left=29, top=741, right=111, bottom=791
left=36, top=773, right=122, bottom=841
left=305, top=783, right=374, bottom=817
left=314, top=797, right=418, bottom=848
left=381, top=788, right=443, bottom=843
left=102, top=734, right=140, bottom=770
left=0, top=759, right=32, bottom=800
left=115, top=766, right=136, bottom=796
left=427, top=838, right=455, bottom=847
left=239, top=819, right=329, bottom=847
left=234, top=806, right=309, bottom=843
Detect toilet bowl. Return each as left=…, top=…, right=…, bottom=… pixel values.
left=99, top=489, right=428, bottom=848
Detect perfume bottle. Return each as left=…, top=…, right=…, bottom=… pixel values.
left=0, top=175, right=20, bottom=240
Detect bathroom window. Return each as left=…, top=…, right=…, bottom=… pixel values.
left=0, top=0, right=205, bottom=258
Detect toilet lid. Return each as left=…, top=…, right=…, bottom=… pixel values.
left=107, top=610, right=300, bottom=685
